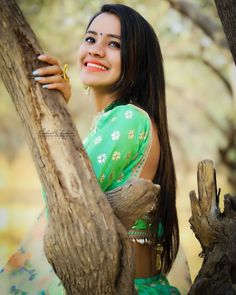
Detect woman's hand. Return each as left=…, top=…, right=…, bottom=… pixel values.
left=33, top=54, right=71, bottom=104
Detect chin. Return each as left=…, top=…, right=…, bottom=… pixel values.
left=79, top=74, right=97, bottom=86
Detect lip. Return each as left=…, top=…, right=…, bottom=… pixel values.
left=83, top=60, right=109, bottom=71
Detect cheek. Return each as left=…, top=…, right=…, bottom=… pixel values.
left=116, top=55, right=121, bottom=76
left=77, top=45, right=85, bottom=67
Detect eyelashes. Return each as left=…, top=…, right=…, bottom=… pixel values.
left=109, top=41, right=120, bottom=48
left=85, top=36, right=95, bottom=43
left=84, top=36, right=120, bottom=49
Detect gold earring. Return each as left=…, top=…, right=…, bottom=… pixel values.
left=83, top=84, right=90, bottom=95
left=156, top=243, right=163, bottom=271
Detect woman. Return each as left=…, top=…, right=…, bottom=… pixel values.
left=0, top=4, right=186, bottom=294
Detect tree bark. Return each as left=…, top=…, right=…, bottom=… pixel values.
left=0, top=0, right=159, bottom=294
left=214, top=0, right=236, bottom=192
left=188, top=160, right=236, bottom=295
left=214, top=0, right=236, bottom=65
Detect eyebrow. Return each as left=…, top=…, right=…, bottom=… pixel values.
left=86, top=30, right=121, bottom=40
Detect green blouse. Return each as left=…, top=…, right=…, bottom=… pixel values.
left=83, top=103, right=152, bottom=191
left=83, top=103, right=158, bottom=244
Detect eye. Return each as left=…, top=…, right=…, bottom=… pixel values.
left=85, top=36, right=95, bottom=44
left=109, top=41, right=121, bottom=49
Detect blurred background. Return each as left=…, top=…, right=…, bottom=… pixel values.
left=0, top=0, right=235, bottom=286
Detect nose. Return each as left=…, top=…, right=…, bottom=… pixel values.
left=88, top=41, right=105, bottom=57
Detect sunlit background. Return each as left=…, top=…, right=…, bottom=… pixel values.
left=0, top=0, right=235, bottom=288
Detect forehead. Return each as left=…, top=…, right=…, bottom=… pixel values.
left=88, top=12, right=121, bottom=35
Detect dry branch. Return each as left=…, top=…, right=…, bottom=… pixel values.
left=188, top=160, right=236, bottom=295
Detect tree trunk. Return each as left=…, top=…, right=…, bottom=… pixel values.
left=214, top=0, right=236, bottom=65
left=0, top=0, right=159, bottom=294
left=214, top=0, right=236, bottom=191
left=188, top=160, right=236, bottom=295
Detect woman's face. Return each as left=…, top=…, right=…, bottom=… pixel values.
left=78, top=13, right=121, bottom=92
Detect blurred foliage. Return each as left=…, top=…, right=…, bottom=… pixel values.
left=196, top=0, right=215, bottom=9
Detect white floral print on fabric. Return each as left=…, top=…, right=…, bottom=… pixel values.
left=124, top=110, right=133, bottom=119
left=94, top=136, right=103, bottom=145
left=97, top=153, right=106, bottom=164
left=111, top=131, right=120, bottom=141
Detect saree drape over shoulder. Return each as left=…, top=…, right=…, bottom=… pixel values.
left=0, top=103, right=181, bottom=294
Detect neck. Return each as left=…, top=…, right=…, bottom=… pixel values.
left=91, top=88, right=117, bottom=113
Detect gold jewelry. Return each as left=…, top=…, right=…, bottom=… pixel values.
left=83, top=84, right=90, bottom=95
left=61, top=64, right=69, bottom=81
left=156, top=243, right=163, bottom=271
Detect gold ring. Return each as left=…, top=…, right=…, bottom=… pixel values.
left=61, top=64, right=69, bottom=81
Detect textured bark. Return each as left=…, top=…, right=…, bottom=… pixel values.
left=188, top=160, right=236, bottom=295
left=0, top=0, right=159, bottom=294
left=214, top=0, right=236, bottom=192
left=166, top=0, right=228, bottom=49
left=106, top=179, right=160, bottom=229
left=214, top=0, right=236, bottom=65
left=219, top=122, right=236, bottom=190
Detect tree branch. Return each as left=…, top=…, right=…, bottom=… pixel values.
left=214, top=0, right=236, bottom=66
left=166, top=0, right=228, bottom=49
left=167, top=53, right=233, bottom=97
left=189, top=160, right=236, bottom=294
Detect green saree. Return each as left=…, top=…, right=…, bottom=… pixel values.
left=84, top=103, right=180, bottom=294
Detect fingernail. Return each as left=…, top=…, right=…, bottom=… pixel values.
left=42, top=84, right=49, bottom=89
left=38, top=55, right=45, bottom=60
left=32, top=70, right=39, bottom=75
left=34, top=77, right=42, bottom=81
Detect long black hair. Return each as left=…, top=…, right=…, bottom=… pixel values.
left=87, top=4, right=179, bottom=274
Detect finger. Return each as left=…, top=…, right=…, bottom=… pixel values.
left=41, top=82, right=71, bottom=103
left=33, top=65, right=62, bottom=77
left=38, top=54, right=60, bottom=66
left=41, top=82, right=65, bottom=91
left=34, top=74, right=64, bottom=84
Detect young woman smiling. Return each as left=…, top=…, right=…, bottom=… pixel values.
left=0, top=4, right=189, bottom=294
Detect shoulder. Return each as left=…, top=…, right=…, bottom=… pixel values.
left=106, top=103, right=151, bottom=126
